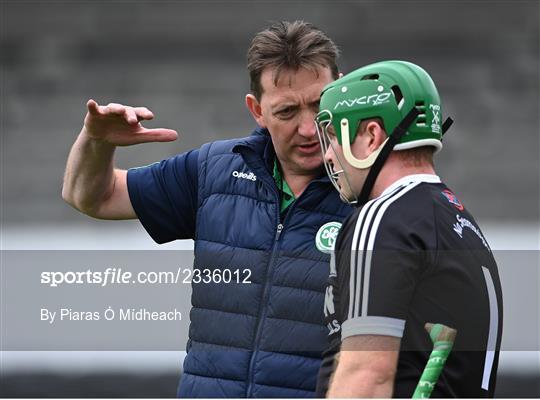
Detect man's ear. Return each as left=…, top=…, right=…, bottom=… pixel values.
left=365, top=121, right=387, bottom=152
left=245, top=94, right=266, bottom=128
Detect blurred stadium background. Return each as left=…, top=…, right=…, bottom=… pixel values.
left=1, top=0, right=539, bottom=397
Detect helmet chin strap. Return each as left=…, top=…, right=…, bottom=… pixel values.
left=354, top=107, right=421, bottom=206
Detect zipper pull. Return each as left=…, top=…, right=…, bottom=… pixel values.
left=276, top=223, right=284, bottom=241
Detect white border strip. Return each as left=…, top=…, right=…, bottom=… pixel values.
left=481, top=266, right=500, bottom=391
left=1, top=351, right=538, bottom=375
left=1, top=351, right=185, bottom=373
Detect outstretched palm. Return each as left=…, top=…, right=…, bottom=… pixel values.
left=83, top=99, right=178, bottom=146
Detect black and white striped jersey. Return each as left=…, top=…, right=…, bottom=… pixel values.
left=316, top=174, right=503, bottom=398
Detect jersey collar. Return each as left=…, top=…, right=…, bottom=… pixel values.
left=380, top=174, right=441, bottom=197
left=273, top=158, right=296, bottom=212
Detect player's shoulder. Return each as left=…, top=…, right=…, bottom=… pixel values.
left=344, top=175, right=446, bottom=249
left=427, top=181, right=479, bottom=227
left=369, top=175, right=443, bottom=223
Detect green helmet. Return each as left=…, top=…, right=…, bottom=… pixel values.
left=315, top=60, right=447, bottom=204
left=317, top=60, right=443, bottom=168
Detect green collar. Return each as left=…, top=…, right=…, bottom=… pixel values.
left=273, top=158, right=296, bottom=213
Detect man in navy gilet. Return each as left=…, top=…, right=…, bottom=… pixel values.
left=62, top=21, right=352, bottom=397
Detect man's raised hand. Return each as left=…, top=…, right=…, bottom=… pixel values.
left=83, top=99, right=178, bottom=146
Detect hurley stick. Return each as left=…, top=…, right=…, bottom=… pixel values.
left=412, top=323, right=457, bottom=399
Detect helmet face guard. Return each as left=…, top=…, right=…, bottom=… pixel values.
left=316, top=60, right=452, bottom=205
left=315, top=109, right=359, bottom=205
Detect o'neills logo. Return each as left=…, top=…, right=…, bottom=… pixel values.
left=232, top=170, right=257, bottom=181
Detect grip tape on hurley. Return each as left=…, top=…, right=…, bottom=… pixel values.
left=412, top=323, right=457, bottom=399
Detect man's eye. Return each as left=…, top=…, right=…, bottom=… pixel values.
left=276, top=107, right=294, bottom=117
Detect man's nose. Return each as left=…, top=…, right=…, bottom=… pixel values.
left=324, top=143, right=334, bottom=164
left=298, top=111, right=317, bottom=138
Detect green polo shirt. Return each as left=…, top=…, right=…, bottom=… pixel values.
left=273, top=159, right=296, bottom=213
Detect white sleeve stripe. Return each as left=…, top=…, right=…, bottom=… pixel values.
left=349, top=186, right=404, bottom=320
left=355, top=195, right=386, bottom=317
left=348, top=186, right=401, bottom=319
left=341, top=316, right=406, bottom=339
left=350, top=185, right=408, bottom=319
left=349, top=201, right=377, bottom=318
left=357, top=200, right=387, bottom=318
left=348, top=191, right=388, bottom=319
left=360, top=181, right=423, bottom=317
left=348, top=201, right=369, bottom=319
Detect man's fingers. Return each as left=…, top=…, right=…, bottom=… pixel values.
left=134, top=128, right=178, bottom=143
left=134, top=107, right=154, bottom=121
left=87, top=99, right=101, bottom=115
left=86, top=100, right=161, bottom=131
left=105, top=103, right=126, bottom=115
left=123, top=107, right=139, bottom=125
left=87, top=101, right=154, bottom=124
left=126, top=106, right=153, bottom=125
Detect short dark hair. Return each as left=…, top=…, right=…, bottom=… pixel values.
left=394, top=146, right=435, bottom=167
left=247, top=20, right=339, bottom=100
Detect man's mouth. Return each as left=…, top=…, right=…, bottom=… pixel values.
left=297, top=142, right=321, bottom=154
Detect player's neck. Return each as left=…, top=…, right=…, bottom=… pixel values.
left=370, top=157, right=436, bottom=199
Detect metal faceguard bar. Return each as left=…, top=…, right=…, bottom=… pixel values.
left=341, top=118, right=389, bottom=169
left=315, top=110, right=359, bottom=205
